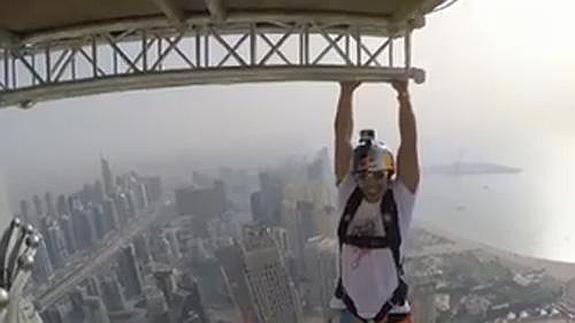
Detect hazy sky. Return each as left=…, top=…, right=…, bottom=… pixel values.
left=0, top=0, right=574, bottom=205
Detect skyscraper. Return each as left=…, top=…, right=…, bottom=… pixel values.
left=164, top=228, right=182, bottom=260
left=142, top=176, right=162, bottom=203
left=33, top=194, right=43, bottom=217
left=133, top=233, right=153, bottom=265
left=116, top=244, right=143, bottom=299
left=101, top=156, right=115, bottom=198
left=151, top=234, right=174, bottom=265
left=144, top=284, right=169, bottom=323
left=84, top=295, right=111, bottom=323
left=242, top=225, right=302, bottom=323
left=72, top=207, right=97, bottom=250
left=58, top=214, right=77, bottom=254
left=251, top=172, right=283, bottom=226
left=102, top=197, right=119, bottom=231
left=304, top=236, right=338, bottom=318
left=33, top=238, right=53, bottom=283
left=153, top=267, right=177, bottom=306
left=99, top=275, right=127, bottom=312
left=45, top=223, right=67, bottom=269
left=56, top=194, right=69, bottom=216
left=411, top=282, right=437, bottom=323
left=91, top=204, right=108, bottom=239
left=215, top=243, right=258, bottom=323
left=296, top=200, right=317, bottom=241
left=45, top=192, right=57, bottom=217
left=40, top=305, right=66, bottom=323
left=250, top=191, right=264, bottom=224
left=19, top=200, right=30, bottom=222
left=68, top=287, right=88, bottom=322
left=179, top=273, right=209, bottom=323
left=69, top=195, right=89, bottom=251
left=83, top=276, right=101, bottom=297
left=175, top=183, right=227, bottom=238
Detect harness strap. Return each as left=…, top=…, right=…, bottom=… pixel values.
left=335, top=186, right=408, bottom=321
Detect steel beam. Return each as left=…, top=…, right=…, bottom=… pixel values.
left=0, top=67, right=425, bottom=108
left=0, top=17, right=426, bottom=109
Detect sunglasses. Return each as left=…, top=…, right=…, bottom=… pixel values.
left=354, top=170, right=388, bottom=181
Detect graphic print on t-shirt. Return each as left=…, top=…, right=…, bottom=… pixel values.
left=349, top=218, right=377, bottom=236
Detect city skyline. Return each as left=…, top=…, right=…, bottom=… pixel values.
left=2, top=146, right=575, bottom=323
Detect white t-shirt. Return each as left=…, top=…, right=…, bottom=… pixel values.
left=331, top=173, right=416, bottom=319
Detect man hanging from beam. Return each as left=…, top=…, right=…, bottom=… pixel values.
left=331, top=80, right=419, bottom=323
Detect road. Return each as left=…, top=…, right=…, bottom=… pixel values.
left=35, top=200, right=176, bottom=309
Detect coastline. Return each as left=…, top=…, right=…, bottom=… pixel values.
left=414, top=220, right=575, bottom=283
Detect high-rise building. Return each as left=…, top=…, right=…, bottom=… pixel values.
left=132, top=182, right=148, bottom=211
left=317, top=205, right=337, bottom=239
left=143, top=284, right=169, bottom=323
left=33, top=237, right=53, bottom=283
left=178, top=273, right=210, bottom=323
left=250, top=191, right=264, bottom=224
left=45, top=223, right=67, bottom=269
left=102, top=197, right=119, bottom=231
left=280, top=201, right=308, bottom=277
left=153, top=267, right=177, bottom=306
left=33, top=194, right=43, bottom=217
left=68, top=287, right=88, bottom=322
left=101, top=157, right=115, bottom=198
left=116, top=244, right=143, bottom=299
left=411, top=282, right=437, bottom=323
left=142, top=176, right=162, bottom=203
left=268, top=226, right=291, bottom=258
left=175, top=183, right=227, bottom=238
left=56, top=194, right=69, bottom=216
left=72, top=207, right=97, bottom=250
left=215, top=243, right=258, bottom=323
left=45, top=192, right=56, bottom=217
left=251, top=172, right=283, bottom=226
left=58, top=214, right=77, bottom=254
left=296, top=200, right=317, bottom=241
left=164, top=228, right=182, bottom=260
left=133, top=234, right=152, bottom=265
left=114, top=191, right=135, bottom=224
left=69, top=196, right=89, bottom=251
left=40, top=305, right=65, bottom=323
left=93, top=180, right=105, bottom=203
left=304, top=236, right=338, bottom=318
left=90, top=204, right=108, bottom=239
left=242, top=225, right=302, bottom=323
left=19, top=200, right=30, bottom=222
left=82, top=276, right=101, bottom=297
left=84, top=295, right=111, bottom=323
left=99, top=275, right=127, bottom=312
left=151, top=234, right=174, bottom=265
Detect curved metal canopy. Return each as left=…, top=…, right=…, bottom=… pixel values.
left=0, top=0, right=446, bottom=108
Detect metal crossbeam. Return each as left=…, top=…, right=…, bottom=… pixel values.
left=0, top=18, right=425, bottom=109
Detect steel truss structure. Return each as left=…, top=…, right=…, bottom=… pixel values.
left=0, top=15, right=425, bottom=108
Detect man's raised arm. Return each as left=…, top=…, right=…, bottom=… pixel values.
left=335, top=82, right=360, bottom=185
left=393, top=80, right=420, bottom=193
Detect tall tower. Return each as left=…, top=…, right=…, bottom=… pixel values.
left=304, top=236, right=338, bottom=319
left=101, top=156, right=115, bottom=198
left=242, top=225, right=302, bottom=323
left=116, top=244, right=143, bottom=299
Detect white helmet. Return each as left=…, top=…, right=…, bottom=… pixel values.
left=352, top=129, right=395, bottom=178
